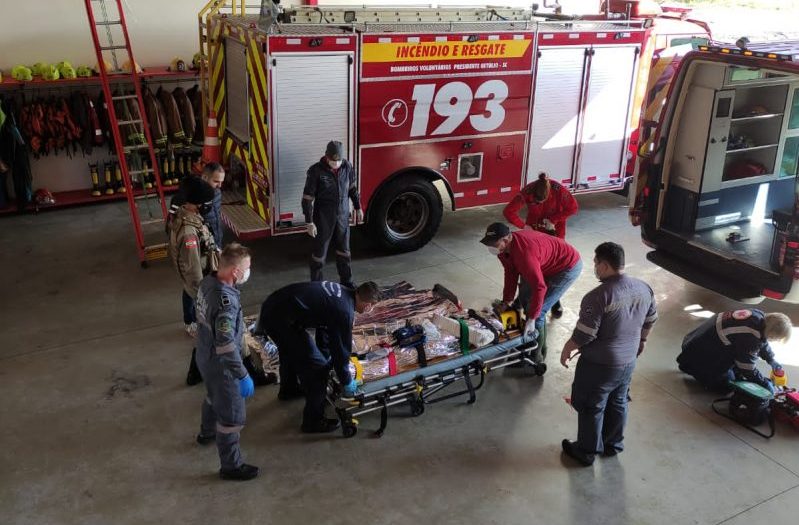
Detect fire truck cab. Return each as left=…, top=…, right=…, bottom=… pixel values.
left=633, top=41, right=799, bottom=302
left=201, top=2, right=708, bottom=252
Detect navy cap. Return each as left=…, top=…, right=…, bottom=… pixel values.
left=479, top=222, right=511, bottom=246
left=325, top=141, right=344, bottom=161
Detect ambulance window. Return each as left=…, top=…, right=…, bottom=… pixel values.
left=457, top=153, right=483, bottom=182
left=225, top=38, right=250, bottom=143
left=789, top=89, right=799, bottom=130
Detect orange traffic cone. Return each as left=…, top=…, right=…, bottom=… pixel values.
left=202, top=110, right=221, bottom=164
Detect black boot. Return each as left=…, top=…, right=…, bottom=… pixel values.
left=301, top=417, right=340, bottom=434
left=220, top=463, right=259, bottom=481
left=186, top=348, right=203, bottom=386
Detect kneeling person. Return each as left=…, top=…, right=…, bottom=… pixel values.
left=256, top=281, right=380, bottom=433
left=195, top=243, right=258, bottom=481
left=677, top=309, right=791, bottom=393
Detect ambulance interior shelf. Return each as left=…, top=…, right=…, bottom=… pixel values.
left=661, top=61, right=799, bottom=274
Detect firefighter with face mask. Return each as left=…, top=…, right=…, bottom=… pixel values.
left=302, top=140, right=362, bottom=287
left=169, top=176, right=219, bottom=385
left=194, top=243, right=258, bottom=481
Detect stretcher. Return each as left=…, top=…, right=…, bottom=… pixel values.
left=328, top=331, right=543, bottom=438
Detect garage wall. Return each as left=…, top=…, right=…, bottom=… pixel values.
left=0, top=0, right=595, bottom=70
left=0, top=0, right=594, bottom=195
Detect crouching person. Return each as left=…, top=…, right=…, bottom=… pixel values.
left=195, top=243, right=258, bottom=481
left=677, top=309, right=791, bottom=393
left=256, top=281, right=380, bottom=433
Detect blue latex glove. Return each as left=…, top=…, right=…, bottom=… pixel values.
left=239, top=375, right=255, bottom=398
left=342, top=378, right=359, bottom=397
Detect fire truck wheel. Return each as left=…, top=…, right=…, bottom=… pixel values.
left=367, top=175, right=443, bottom=253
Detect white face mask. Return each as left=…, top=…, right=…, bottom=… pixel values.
left=328, top=159, right=342, bottom=170
left=237, top=267, right=251, bottom=286
left=487, top=246, right=500, bottom=256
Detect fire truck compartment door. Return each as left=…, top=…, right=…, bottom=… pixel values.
left=528, top=47, right=585, bottom=187
left=272, top=53, right=353, bottom=225
left=575, top=45, right=640, bottom=189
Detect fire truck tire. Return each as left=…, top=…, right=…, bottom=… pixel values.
left=367, top=175, right=443, bottom=253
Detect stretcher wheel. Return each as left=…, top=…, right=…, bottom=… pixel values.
left=342, top=423, right=358, bottom=438
left=410, top=399, right=425, bottom=417
left=534, top=363, right=547, bottom=376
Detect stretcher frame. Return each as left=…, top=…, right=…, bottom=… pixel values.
left=327, top=333, right=543, bottom=438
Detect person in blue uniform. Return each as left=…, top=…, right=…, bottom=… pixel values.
left=677, top=309, right=791, bottom=393
left=302, top=141, right=362, bottom=287
left=256, top=281, right=380, bottom=433
left=560, top=242, right=658, bottom=466
left=194, top=242, right=258, bottom=481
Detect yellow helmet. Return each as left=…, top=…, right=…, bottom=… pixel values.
left=94, top=60, right=113, bottom=74
left=122, top=60, right=143, bottom=74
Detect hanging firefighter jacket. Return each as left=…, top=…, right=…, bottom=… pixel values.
left=186, top=84, right=204, bottom=146
left=157, top=86, right=185, bottom=146
left=143, top=87, right=168, bottom=150
left=173, top=87, right=195, bottom=148
left=0, top=96, right=33, bottom=210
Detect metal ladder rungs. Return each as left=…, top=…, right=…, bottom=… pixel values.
left=135, top=193, right=162, bottom=201
left=140, top=219, right=164, bottom=226
left=100, top=45, right=128, bottom=51
left=112, top=94, right=138, bottom=101
left=123, top=144, right=150, bottom=152
left=95, top=20, right=121, bottom=26
left=128, top=168, right=155, bottom=176
left=117, top=119, right=143, bottom=126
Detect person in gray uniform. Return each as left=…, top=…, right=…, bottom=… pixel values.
left=559, top=242, right=658, bottom=466
left=194, top=243, right=258, bottom=481
left=302, top=140, right=363, bottom=287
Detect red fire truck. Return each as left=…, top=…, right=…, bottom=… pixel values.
left=631, top=41, right=799, bottom=303
left=200, top=1, right=708, bottom=251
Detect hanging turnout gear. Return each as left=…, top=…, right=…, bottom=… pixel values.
left=173, top=87, right=195, bottom=148
left=187, top=84, right=204, bottom=146
left=89, top=162, right=101, bottom=196
left=157, top=86, right=185, bottom=146
left=103, top=161, right=115, bottom=195
left=143, top=87, right=168, bottom=150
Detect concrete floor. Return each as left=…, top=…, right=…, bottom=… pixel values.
left=1, top=192, right=798, bottom=525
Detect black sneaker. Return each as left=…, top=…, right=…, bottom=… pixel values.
left=219, top=463, right=259, bottom=481
left=301, top=417, right=340, bottom=434
left=186, top=349, right=203, bottom=386
left=196, top=432, right=216, bottom=446
left=277, top=387, right=304, bottom=401
left=561, top=439, right=595, bottom=466
left=602, top=443, right=622, bottom=457
left=551, top=302, right=564, bottom=319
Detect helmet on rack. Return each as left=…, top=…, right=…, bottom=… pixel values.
left=31, top=62, right=49, bottom=77
left=76, top=66, right=94, bottom=78
left=94, top=60, right=113, bottom=74
left=34, top=188, right=56, bottom=206
left=122, top=60, right=143, bottom=74
left=11, top=65, right=33, bottom=81
left=191, top=53, right=205, bottom=70
left=169, top=57, right=187, bottom=72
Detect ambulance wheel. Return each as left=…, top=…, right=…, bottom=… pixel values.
left=367, top=175, right=443, bottom=253
left=410, top=399, right=425, bottom=417
left=534, top=363, right=547, bottom=376
left=342, top=423, right=358, bottom=438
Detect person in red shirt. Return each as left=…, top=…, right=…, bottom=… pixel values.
left=480, top=222, right=583, bottom=360
left=503, top=172, right=579, bottom=318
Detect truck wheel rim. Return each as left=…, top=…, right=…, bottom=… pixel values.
left=386, top=192, right=429, bottom=240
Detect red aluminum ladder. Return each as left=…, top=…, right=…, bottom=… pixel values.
left=84, top=0, right=169, bottom=267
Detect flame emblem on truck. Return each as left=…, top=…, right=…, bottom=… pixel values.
left=381, top=98, right=409, bottom=128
